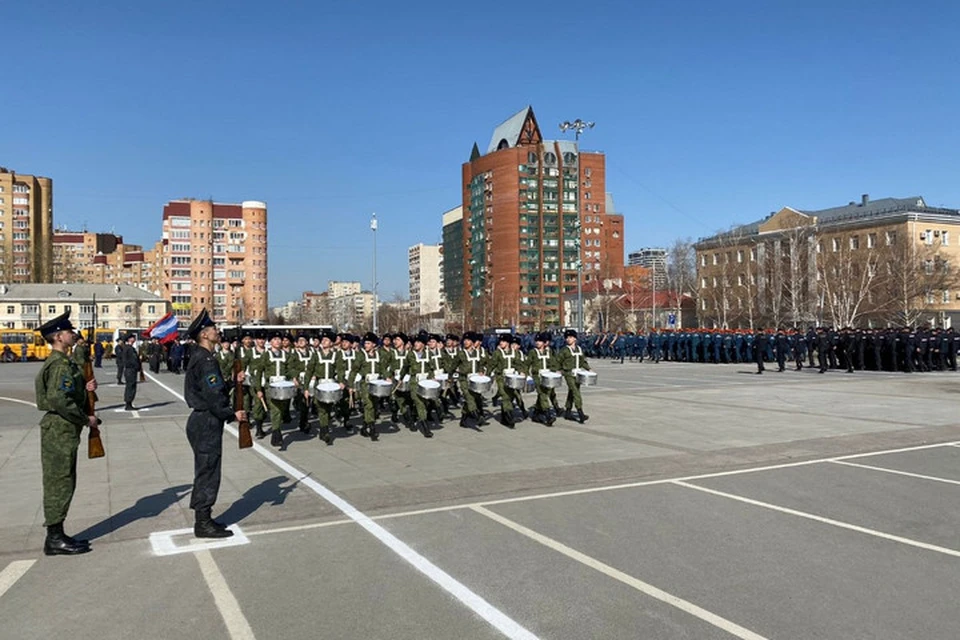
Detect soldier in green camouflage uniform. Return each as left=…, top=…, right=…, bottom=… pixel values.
left=556, top=329, right=590, bottom=424
left=70, top=333, right=92, bottom=368
left=35, top=311, right=98, bottom=556
left=349, top=332, right=390, bottom=441
left=253, top=333, right=298, bottom=447
left=400, top=332, right=435, bottom=438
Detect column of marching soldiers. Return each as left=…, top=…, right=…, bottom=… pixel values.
left=573, top=327, right=960, bottom=374
left=212, top=329, right=596, bottom=447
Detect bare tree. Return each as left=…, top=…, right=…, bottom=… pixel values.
left=873, top=237, right=960, bottom=326
left=665, top=238, right=696, bottom=327
left=816, top=231, right=879, bottom=327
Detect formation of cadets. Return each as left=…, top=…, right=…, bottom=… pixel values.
left=214, top=328, right=594, bottom=447
left=574, top=327, right=960, bottom=374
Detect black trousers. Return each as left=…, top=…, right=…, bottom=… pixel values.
left=123, top=367, right=139, bottom=405
left=186, top=412, right=224, bottom=511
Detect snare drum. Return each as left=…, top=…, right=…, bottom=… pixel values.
left=539, top=371, right=562, bottom=388
left=396, top=374, right=411, bottom=393
left=315, top=382, right=342, bottom=404
left=417, top=379, right=441, bottom=400
left=468, top=374, right=492, bottom=395
left=574, top=368, right=598, bottom=386
left=267, top=380, right=297, bottom=401
left=505, top=373, right=526, bottom=390
left=434, top=372, right=449, bottom=390
left=368, top=379, right=393, bottom=398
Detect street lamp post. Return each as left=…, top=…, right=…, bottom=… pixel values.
left=559, top=118, right=594, bottom=335
left=371, top=213, right=378, bottom=333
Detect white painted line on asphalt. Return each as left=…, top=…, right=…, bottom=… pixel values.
left=832, top=440, right=960, bottom=461
left=672, top=480, right=960, bottom=559
left=0, top=560, right=35, bottom=599
left=245, top=519, right=353, bottom=536
left=149, top=525, right=250, bottom=556
left=0, top=396, right=36, bottom=408
left=829, top=460, right=960, bottom=486
left=195, top=549, right=256, bottom=640
left=146, top=371, right=541, bottom=640
left=471, top=505, right=769, bottom=640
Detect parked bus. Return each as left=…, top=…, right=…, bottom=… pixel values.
left=0, top=329, right=51, bottom=361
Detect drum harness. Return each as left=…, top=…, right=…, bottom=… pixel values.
left=536, top=346, right=552, bottom=373
left=316, top=348, right=335, bottom=384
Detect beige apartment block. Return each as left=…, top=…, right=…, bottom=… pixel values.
left=0, top=168, right=53, bottom=283
left=0, top=283, right=170, bottom=330
left=408, top=243, right=442, bottom=316
left=161, top=199, right=268, bottom=326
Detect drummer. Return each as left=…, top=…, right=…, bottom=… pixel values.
left=442, top=333, right=463, bottom=409
left=349, top=332, right=389, bottom=441
left=556, top=329, right=590, bottom=424
left=401, top=332, right=435, bottom=438
left=240, top=331, right=267, bottom=438
left=388, top=332, right=412, bottom=429
left=508, top=335, right=530, bottom=420
left=290, top=335, right=317, bottom=435
left=525, top=331, right=559, bottom=426
left=456, top=331, right=489, bottom=428
left=335, top=334, right=358, bottom=433
left=253, top=332, right=298, bottom=447
left=489, top=334, right=523, bottom=428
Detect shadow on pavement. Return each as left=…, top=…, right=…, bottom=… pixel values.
left=217, top=476, right=298, bottom=525
left=75, top=484, right=192, bottom=540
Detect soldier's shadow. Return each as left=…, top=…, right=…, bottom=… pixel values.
left=75, top=484, right=192, bottom=541
left=217, top=476, right=298, bottom=525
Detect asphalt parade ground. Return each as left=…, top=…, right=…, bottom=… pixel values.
left=2, top=359, right=960, bottom=639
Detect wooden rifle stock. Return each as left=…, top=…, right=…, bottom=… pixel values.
left=234, top=341, right=253, bottom=449
left=82, top=360, right=105, bottom=459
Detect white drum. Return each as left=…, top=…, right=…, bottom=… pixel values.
left=267, top=380, right=297, bottom=401
left=505, top=373, right=526, bottom=391
left=368, top=379, right=393, bottom=398
left=574, top=368, right=598, bottom=386
left=396, top=374, right=411, bottom=393
left=434, top=372, right=449, bottom=390
left=525, top=376, right=536, bottom=394
left=315, top=382, right=342, bottom=404
left=539, top=371, right=562, bottom=388
left=468, top=374, right=492, bottom=395
left=417, top=379, right=441, bottom=400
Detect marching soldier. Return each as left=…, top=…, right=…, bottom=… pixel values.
left=388, top=332, right=412, bottom=428
left=216, top=335, right=235, bottom=388
left=119, top=333, right=141, bottom=410
left=35, top=310, right=98, bottom=555
left=525, top=331, right=558, bottom=426
left=349, top=332, right=389, bottom=441
left=556, top=329, right=590, bottom=423
left=456, top=331, right=489, bottom=428
left=489, top=334, right=522, bottom=428
left=183, top=308, right=246, bottom=539
left=71, top=332, right=91, bottom=368
left=442, top=334, right=463, bottom=408
left=336, top=334, right=358, bottom=431
left=304, top=331, right=339, bottom=445
left=253, top=332, right=298, bottom=447
left=289, top=334, right=319, bottom=436
left=401, top=332, right=436, bottom=438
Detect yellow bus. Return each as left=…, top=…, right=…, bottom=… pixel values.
left=0, top=329, right=51, bottom=362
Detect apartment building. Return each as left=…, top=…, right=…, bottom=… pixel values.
left=0, top=168, right=53, bottom=283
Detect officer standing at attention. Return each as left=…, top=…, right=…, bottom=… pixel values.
left=35, top=310, right=98, bottom=555
left=183, top=308, right=246, bottom=538
left=120, top=333, right=141, bottom=410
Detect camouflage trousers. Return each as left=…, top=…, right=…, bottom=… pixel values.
left=40, top=414, right=82, bottom=527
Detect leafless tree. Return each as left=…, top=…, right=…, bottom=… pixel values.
left=872, top=238, right=959, bottom=326
left=665, top=238, right=696, bottom=327
left=816, top=231, right=879, bottom=328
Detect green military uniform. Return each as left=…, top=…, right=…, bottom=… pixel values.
left=335, top=343, right=357, bottom=427
left=488, top=340, right=523, bottom=427
left=289, top=345, right=318, bottom=432
left=349, top=337, right=390, bottom=440
left=71, top=340, right=91, bottom=368
left=252, top=345, right=297, bottom=446
left=388, top=345, right=412, bottom=426
left=525, top=340, right=559, bottom=425
left=556, top=332, right=590, bottom=421
left=456, top=335, right=488, bottom=423
left=401, top=340, right=435, bottom=437
left=37, top=350, right=88, bottom=528
left=239, top=345, right=264, bottom=428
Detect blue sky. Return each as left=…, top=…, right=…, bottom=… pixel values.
left=5, top=1, right=960, bottom=305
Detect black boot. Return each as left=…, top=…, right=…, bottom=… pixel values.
left=418, top=420, right=434, bottom=438
left=564, top=409, right=576, bottom=421
left=255, top=421, right=266, bottom=439
left=194, top=509, right=233, bottom=539
left=44, top=523, right=91, bottom=556
left=319, top=425, right=333, bottom=445
left=270, top=429, right=282, bottom=447
left=298, top=418, right=310, bottom=434
left=544, top=410, right=556, bottom=427
left=359, top=424, right=370, bottom=438
left=500, top=410, right=515, bottom=428
left=518, top=402, right=528, bottom=420
left=577, top=409, right=589, bottom=424
left=367, top=423, right=379, bottom=442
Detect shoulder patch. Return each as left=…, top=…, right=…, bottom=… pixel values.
left=59, top=374, right=75, bottom=392
left=207, top=373, right=223, bottom=388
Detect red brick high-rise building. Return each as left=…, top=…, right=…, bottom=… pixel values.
left=461, top=106, right=624, bottom=330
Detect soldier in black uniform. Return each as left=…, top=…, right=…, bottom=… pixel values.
left=183, top=308, right=246, bottom=538
left=754, top=330, right=767, bottom=374
left=119, top=333, right=141, bottom=410
left=816, top=327, right=830, bottom=373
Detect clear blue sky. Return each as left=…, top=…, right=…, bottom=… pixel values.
left=5, top=1, right=960, bottom=305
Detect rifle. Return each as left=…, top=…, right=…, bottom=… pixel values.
left=83, top=328, right=105, bottom=459
left=233, top=328, right=253, bottom=449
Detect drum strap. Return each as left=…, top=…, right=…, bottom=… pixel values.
left=269, top=350, right=285, bottom=378
left=466, top=348, right=480, bottom=374
left=537, top=348, right=550, bottom=369
left=318, top=349, right=335, bottom=380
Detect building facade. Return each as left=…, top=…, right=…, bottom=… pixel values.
left=53, top=231, right=162, bottom=294
left=161, top=199, right=268, bottom=326
left=627, top=247, right=667, bottom=287
left=328, top=281, right=361, bottom=299
left=695, top=195, right=960, bottom=329
left=0, top=168, right=53, bottom=283
left=0, top=283, right=170, bottom=330
left=441, top=206, right=464, bottom=316
left=408, top=243, right=442, bottom=316
left=461, top=106, right=624, bottom=330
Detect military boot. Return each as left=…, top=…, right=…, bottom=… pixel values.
left=194, top=509, right=233, bottom=539
left=254, top=421, right=266, bottom=439
left=577, top=409, right=589, bottom=424
left=270, top=429, right=283, bottom=447
left=367, top=423, right=379, bottom=442
left=44, top=523, right=91, bottom=556
left=319, top=425, right=333, bottom=446
left=418, top=420, right=434, bottom=438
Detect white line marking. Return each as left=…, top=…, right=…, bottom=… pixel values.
left=149, top=525, right=250, bottom=556
left=0, top=560, right=35, bottom=598
left=195, top=549, right=256, bottom=640
left=673, top=480, right=960, bottom=558
left=829, top=460, right=960, bottom=486
left=146, top=371, right=540, bottom=640
left=471, top=505, right=768, bottom=640
left=0, top=396, right=36, bottom=408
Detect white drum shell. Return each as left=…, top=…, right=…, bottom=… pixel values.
left=396, top=375, right=411, bottom=393
left=267, top=381, right=297, bottom=401
left=434, top=372, right=450, bottom=390
left=315, top=383, right=342, bottom=404
left=368, top=380, right=393, bottom=398
left=574, top=369, right=598, bottom=386
left=468, top=374, right=493, bottom=395
left=539, top=372, right=562, bottom=388
left=417, top=380, right=441, bottom=400
left=505, top=374, right=526, bottom=391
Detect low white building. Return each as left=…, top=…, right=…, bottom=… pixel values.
left=0, top=283, right=171, bottom=330
left=408, top=243, right=442, bottom=316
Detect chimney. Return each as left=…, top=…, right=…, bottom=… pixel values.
left=861, top=194, right=869, bottom=206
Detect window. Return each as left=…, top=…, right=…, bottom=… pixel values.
left=148, top=305, right=156, bottom=314
left=850, top=236, right=859, bottom=250
left=701, top=277, right=708, bottom=288
left=737, top=275, right=744, bottom=286
left=867, top=233, right=876, bottom=249
left=885, top=230, right=897, bottom=245
left=943, top=231, right=950, bottom=246
left=712, top=277, right=718, bottom=287
left=831, top=238, right=840, bottom=252
left=5, top=305, right=13, bottom=314
left=924, top=260, right=934, bottom=275
left=101, top=305, right=109, bottom=314
left=712, top=254, right=718, bottom=265
left=584, top=167, right=592, bottom=177
left=750, top=247, right=757, bottom=261
left=925, top=229, right=933, bottom=246
left=700, top=254, right=706, bottom=267
left=944, top=290, right=951, bottom=304
left=47, top=305, right=56, bottom=314
left=737, top=250, right=743, bottom=263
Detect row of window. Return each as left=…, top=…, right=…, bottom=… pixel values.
left=7, top=304, right=159, bottom=315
